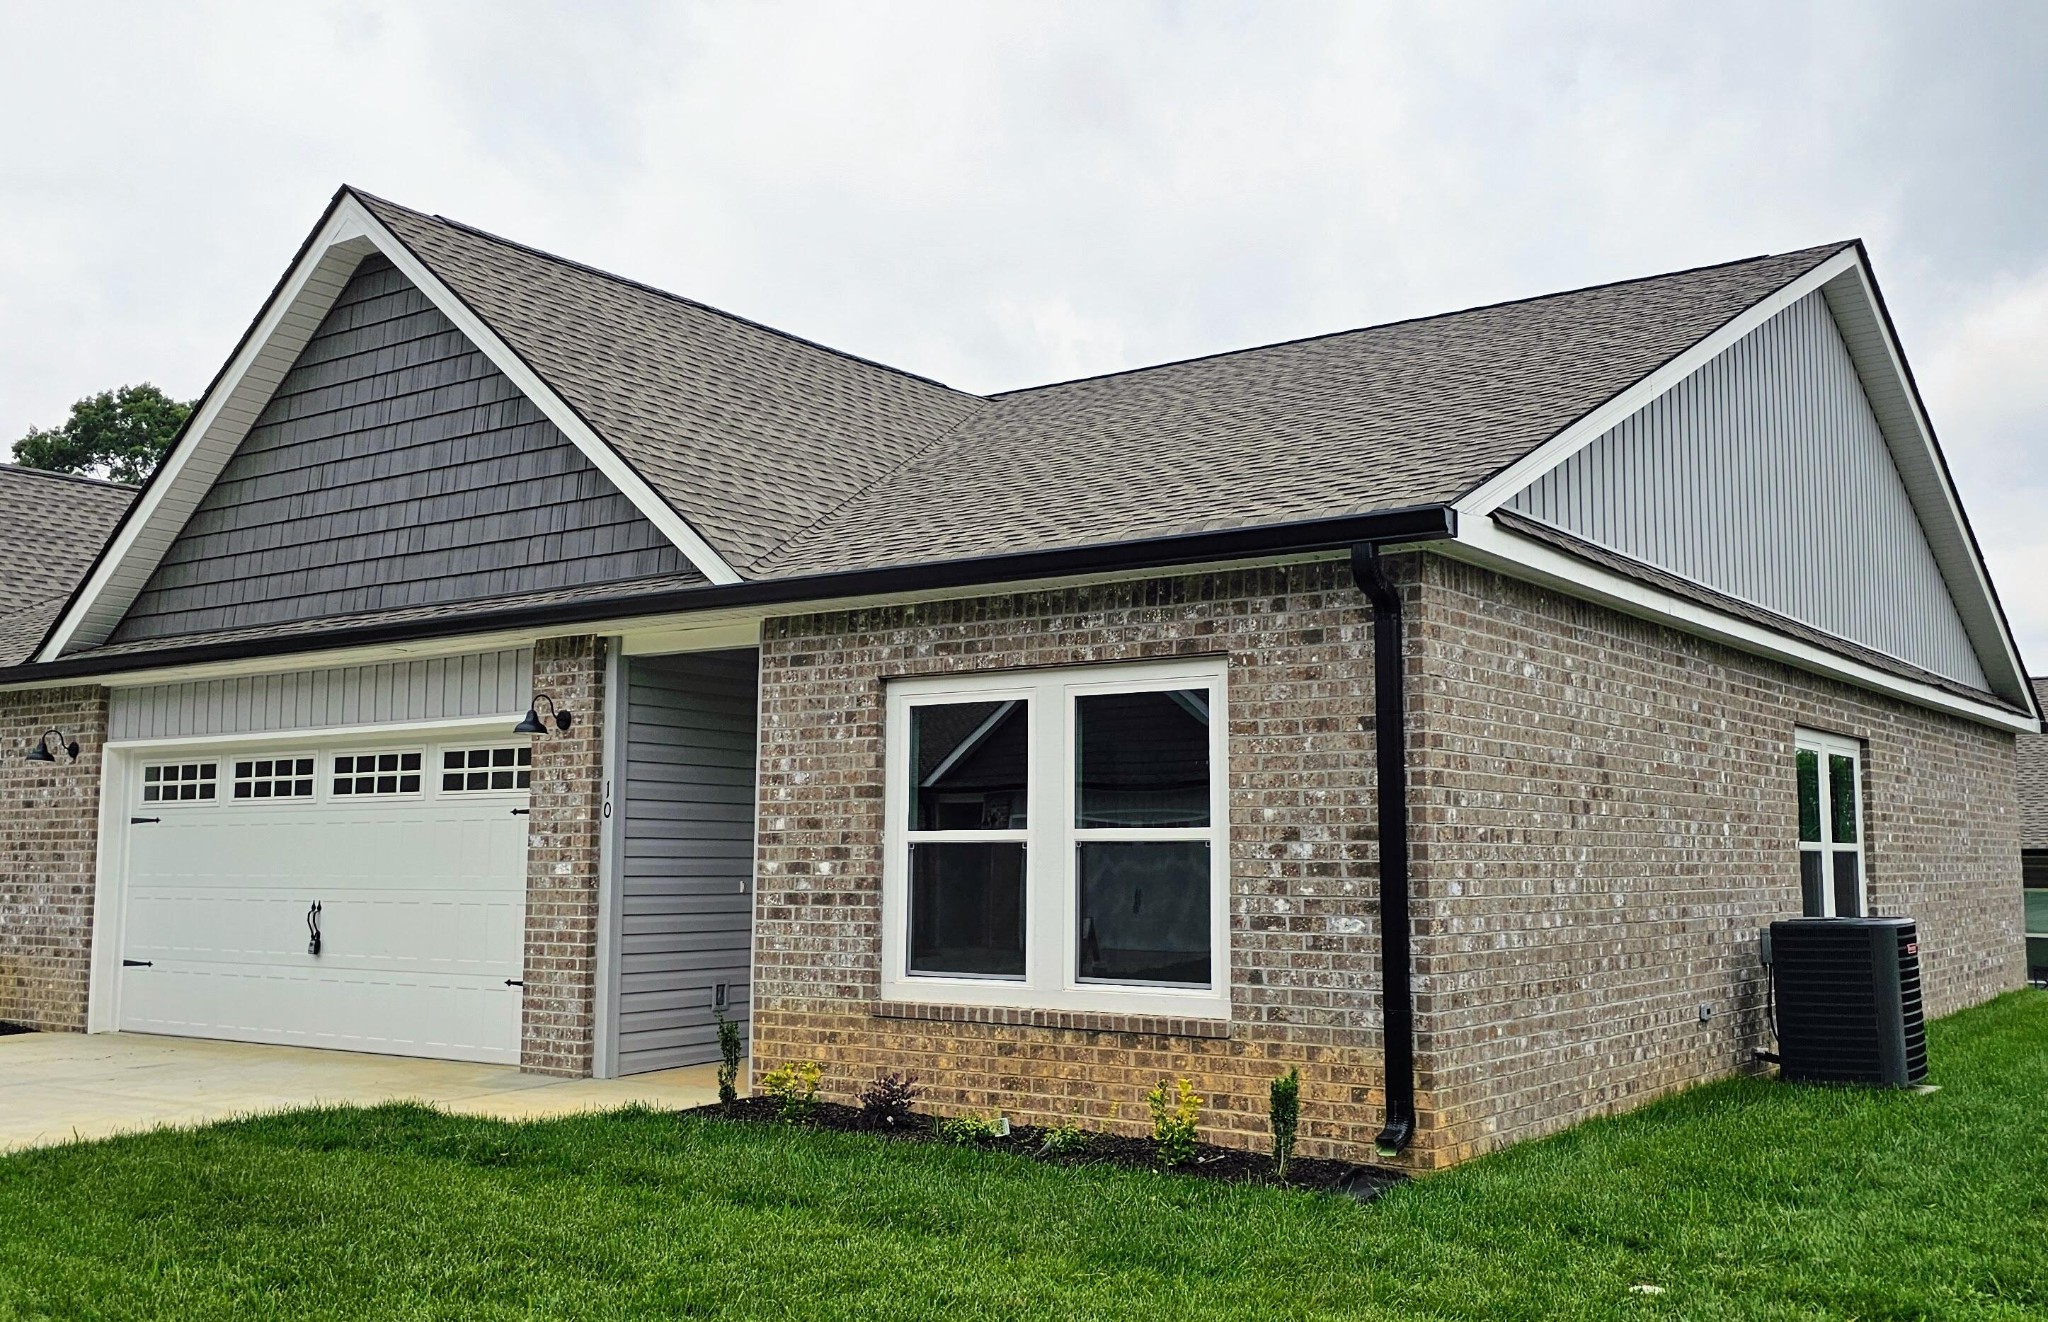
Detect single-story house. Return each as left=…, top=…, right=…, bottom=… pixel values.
left=0, top=186, right=2034, bottom=1168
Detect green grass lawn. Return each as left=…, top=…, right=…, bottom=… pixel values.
left=2, top=994, right=2044, bottom=1321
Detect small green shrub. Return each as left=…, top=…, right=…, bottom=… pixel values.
left=715, top=1012, right=743, bottom=1106
left=936, top=1112, right=1008, bottom=1144
left=1038, top=1115, right=1090, bottom=1157
left=1147, top=1077, right=1202, bottom=1166
left=759, top=1060, right=822, bottom=1120
left=1270, top=1067, right=1301, bottom=1181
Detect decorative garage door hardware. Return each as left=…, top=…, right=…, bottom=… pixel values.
left=130, top=816, right=159, bottom=825
left=122, top=959, right=152, bottom=968
left=306, top=901, right=322, bottom=956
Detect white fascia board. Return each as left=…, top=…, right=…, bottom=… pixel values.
left=1815, top=262, right=2036, bottom=715
left=40, top=195, right=740, bottom=664
left=1456, top=248, right=1863, bottom=517
left=348, top=198, right=742, bottom=588
left=41, top=225, right=377, bottom=660
left=1447, top=517, right=2038, bottom=735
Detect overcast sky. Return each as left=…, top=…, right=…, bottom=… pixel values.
left=4, top=2, right=2046, bottom=662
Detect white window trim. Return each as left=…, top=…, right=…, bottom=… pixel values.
left=438, top=743, right=536, bottom=796
left=1796, top=727, right=1868, bottom=917
left=138, top=759, right=221, bottom=807
left=881, top=658, right=1231, bottom=1020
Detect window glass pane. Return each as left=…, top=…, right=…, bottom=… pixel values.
left=1075, top=690, right=1211, bottom=828
left=910, top=701, right=1028, bottom=831
left=1832, top=851, right=1862, bottom=917
left=1828, top=753, right=1858, bottom=844
left=908, top=841, right=1025, bottom=977
left=1076, top=841, right=1211, bottom=986
left=1796, top=748, right=1820, bottom=843
left=1799, top=851, right=1826, bottom=917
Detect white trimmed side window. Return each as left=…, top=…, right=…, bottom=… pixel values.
left=882, top=659, right=1229, bottom=1019
left=1796, top=728, right=1866, bottom=917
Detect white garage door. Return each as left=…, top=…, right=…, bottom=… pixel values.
left=116, top=737, right=532, bottom=1064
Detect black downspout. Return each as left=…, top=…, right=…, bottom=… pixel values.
left=1352, top=542, right=1416, bottom=1159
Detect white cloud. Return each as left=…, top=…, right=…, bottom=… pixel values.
left=2, top=0, right=2045, bottom=663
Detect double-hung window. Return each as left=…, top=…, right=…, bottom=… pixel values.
left=1795, top=728, right=1865, bottom=917
left=883, top=659, right=1229, bottom=1019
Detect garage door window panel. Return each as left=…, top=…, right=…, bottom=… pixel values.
left=442, top=745, right=532, bottom=792
left=141, top=762, right=217, bottom=804
left=334, top=751, right=423, bottom=797
left=233, top=757, right=314, bottom=800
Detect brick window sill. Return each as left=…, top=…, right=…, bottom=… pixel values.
left=870, top=1000, right=1231, bottom=1039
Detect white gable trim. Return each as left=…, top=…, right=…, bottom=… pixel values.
left=1445, top=517, right=2038, bottom=735
left=40, top=195, right=739, bottom=660
left=1457, top=245, right=2035, bottom=717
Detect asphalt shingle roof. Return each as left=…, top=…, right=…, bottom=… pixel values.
left=357, top=192, right=987, bottom=575
left=0, top=466, right=135, bottom=664
left=360, top=188, right=1848, bottom=584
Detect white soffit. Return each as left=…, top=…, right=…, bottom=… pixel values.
left=41, top=193, right=741, bottom=662
left=1458, top=245, right=2036, bottom=718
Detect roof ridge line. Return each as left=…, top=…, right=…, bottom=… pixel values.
left=344, top=187, right=979, bottom=400
left=0, top=462, right=140, bottom=494
left=991, top=240, right=1861, bottom=399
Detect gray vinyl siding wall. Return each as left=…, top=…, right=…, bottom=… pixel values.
left=108, top=648, right=532, bottom=741
left=616, top=650, right=759, bottom=1074
left=111, top=254, right=698, bottom=643
left=1507, top=291, right=1988, bottom=688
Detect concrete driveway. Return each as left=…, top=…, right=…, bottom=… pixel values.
left=0, top=1031, right=726, bottom=1153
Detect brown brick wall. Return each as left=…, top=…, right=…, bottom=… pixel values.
left=1408, top=554, right=2025, bottom=1163
left=753, top=562, right=1407, bottom=1160
left=520, top=635, right=607, bottom=1076
left=0, top=686, right=108, bottom=1031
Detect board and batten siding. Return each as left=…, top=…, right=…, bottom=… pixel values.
left=615, top=650, right=759, bottom=1074
left=110, top=253, right=699, bottom=644
left=1507, top=290, right=1988, bottom=689
left=108, top=648, right=533, bottom=742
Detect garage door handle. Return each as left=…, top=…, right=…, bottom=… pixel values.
left=123, top=959, right=152, bottom=967
left=130, top=816, right=160, bottom=825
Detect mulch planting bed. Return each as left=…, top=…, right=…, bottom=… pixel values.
left=0, top=1023, right=32, bottom=1037
left=682, top=1097, right=1407, bottom=1202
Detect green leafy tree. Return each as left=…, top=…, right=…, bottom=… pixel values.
left=13, top=383, right=193, bottom=485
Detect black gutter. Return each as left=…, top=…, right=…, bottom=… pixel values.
left=1350, top=540, right=1425, bottom=1158
left=3, top=503, right=1459, bottom=685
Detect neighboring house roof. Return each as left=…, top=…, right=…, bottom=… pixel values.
left=0, top=466, right=135, bottom=664
left=2020, top=678, right=2048, bottom=848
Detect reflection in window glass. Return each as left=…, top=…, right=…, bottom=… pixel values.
left=1832, top=852, right=1863, bottom=917
left=909, top=841, right=1025, bottom=977
left=1828, top=754, right=1859, bottom=844
left=1796, top=749, right=1821, bottom=844
left=1075, top=690, right=1210, bottom=828
left=910, top=701, right=1028, bottom=831
left=1076, top=840, right=1211, bottom=986
left=1799, top=851, right=1826, bottom=917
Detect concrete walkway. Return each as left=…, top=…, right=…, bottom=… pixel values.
left=0, top=1031, right=726, bottom=1153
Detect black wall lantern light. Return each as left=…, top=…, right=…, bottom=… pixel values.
left=513, top=694, right=574, bottom=736
left=27, top=728, right=79, bottom=763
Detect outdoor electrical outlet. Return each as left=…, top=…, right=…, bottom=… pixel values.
left=1698, top=1003, right=1713, bottom=1024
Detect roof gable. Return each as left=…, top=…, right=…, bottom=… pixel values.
left=1505, top=289, right=1987, bottom=689
left=107, top=254, right=701, bottom=647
